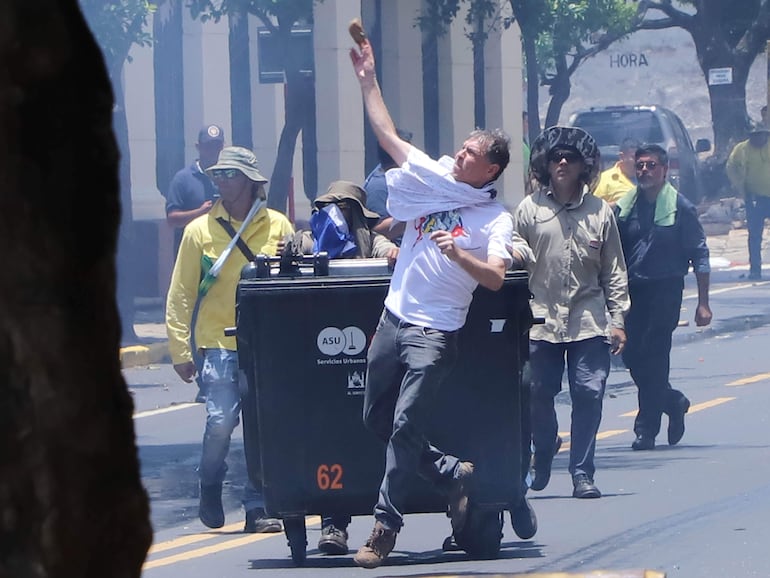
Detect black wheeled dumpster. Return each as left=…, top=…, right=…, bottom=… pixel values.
left=234, top=255, right=534, bottom=566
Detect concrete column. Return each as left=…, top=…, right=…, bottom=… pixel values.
left=182, top=15, right=231, bottom=162
left=248, top=13, right=284, bottom=188
left=314, top=0, right=366, bottom=206
left=379, top=1, right=424, bottom=150
left=125, top=26, right=161, bottom=220
left=485, top=21, right=525, bottom=210
left=438, top=5, right=474, bottom=158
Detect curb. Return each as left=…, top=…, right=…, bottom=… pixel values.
left=120, top=341, right=170, bottom=369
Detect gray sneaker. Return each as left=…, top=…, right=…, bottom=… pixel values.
left=318, top=524, right=349, bottom=555
left=244, top=509, right=283, bottom=533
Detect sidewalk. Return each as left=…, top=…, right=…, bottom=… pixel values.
left=119, top=224, right=769, bottom=370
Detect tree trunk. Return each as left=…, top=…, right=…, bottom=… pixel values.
left=522, top=31, right=541, bottom=144
left=111, top=65, right=138, bottom=343
left=268, top=77, right=304, bottom=212
left=0, top=2, right=152, bottom=576
left=229, top=7, right=253, bottom=150
left=472, top=14, right=486, bottom=129
left=266, top=23, right=316, bottom=213
left=688, top=12, right=759, bottom=157
left=707, top=78, right=750, bottom=157
left=301, top=75, right=318, bottom=202
left=153, top=0, right=186, bottom=199
left=422, top=28, right=440, bottom=158
left=544, top=53, right=571, bottom=128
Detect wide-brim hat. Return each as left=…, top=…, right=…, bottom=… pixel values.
left=206, top=146, right=267, bottom=183
left=314, top=180, right=380, bottom=222
left=529, top=126, right=600, bottom=187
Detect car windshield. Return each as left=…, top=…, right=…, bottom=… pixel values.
left=572, top=110, right=664, bottom=147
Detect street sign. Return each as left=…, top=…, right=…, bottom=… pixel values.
left=708, top=67, right=733, bottom=86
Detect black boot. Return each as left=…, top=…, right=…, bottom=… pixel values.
left=199, top=483, right=224, bottom=528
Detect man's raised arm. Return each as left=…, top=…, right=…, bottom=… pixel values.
left=349, top=36, right=411, bottom=167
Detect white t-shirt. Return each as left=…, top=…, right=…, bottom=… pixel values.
left=384, top=203, right=514, bottom=331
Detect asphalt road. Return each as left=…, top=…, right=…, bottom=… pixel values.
left=128, top=272, right=770, bottom=577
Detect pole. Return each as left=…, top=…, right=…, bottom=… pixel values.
left=765, top=41, right=770, bottom=125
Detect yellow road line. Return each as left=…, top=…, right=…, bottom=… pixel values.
left=144, top=516, right=321, bottom=570
left=726, top=372, right=770, bottom=386
left=557, top=429, right=628, bottom=452
left=149, top=521, right=244, bottom=554
left=596, top=429, right=630, bottom=440
left=691, top=397, right=735, bottom=410
left=144, top=533, right=275, bottom=570
left=619, top=396, right=736, bottom=418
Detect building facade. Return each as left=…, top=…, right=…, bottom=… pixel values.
left=118, top=0, right=525, bottom=299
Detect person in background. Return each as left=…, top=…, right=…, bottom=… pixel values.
left=726, top=123, right=770, bottom=281
left=593, top=137, right=640, bottom=207
left=287, top=180, right=398, bottom=556
left=616, top=144, right=712, bottom=451
left=293, top=180, right=399, bottom=264
left=513, top=126, right=629, bottom=500
left=165, top=124, right=225, bottom=403
left=363, top=128, right=412, bottom=244
left=166, top=146, right=294, bottom=534
left=166, top=124, right=225, bottom=254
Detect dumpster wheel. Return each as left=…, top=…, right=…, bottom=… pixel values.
left=283, top=516, right=307, bottom=566
left=453, top=506, right=503, bottom=560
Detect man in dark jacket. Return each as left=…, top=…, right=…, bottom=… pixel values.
left=615, top=143, right=712, bottom=451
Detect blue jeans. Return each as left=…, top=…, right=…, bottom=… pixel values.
left=747, top=195, right=770, bottom=277
left=529, top=337, right=610, bottom=479
left=363, top=309, right=461, bottom=531
left=198, top=348, right=263, bottom=512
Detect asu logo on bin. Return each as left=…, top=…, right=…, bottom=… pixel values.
left=317, top=326, right=367, bottom=356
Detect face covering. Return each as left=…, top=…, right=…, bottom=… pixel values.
left=310, top=204, right=358, bottom=258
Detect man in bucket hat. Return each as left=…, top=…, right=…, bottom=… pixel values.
left=513, top=126, right=629, bottom=499
left=166, top=146, right=294, bottom=533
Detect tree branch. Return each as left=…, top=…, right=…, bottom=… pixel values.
left=738, top=1, right=770, bottom=59
left=637, top=0, right=693, bottom=32
left=253, top=7, right=278, bottom=34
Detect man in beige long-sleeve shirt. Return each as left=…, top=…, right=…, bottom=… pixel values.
left=513, top=126, right=629, bottom=500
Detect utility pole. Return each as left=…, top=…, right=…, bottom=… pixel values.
left=765, top=41, right=770, bottom=125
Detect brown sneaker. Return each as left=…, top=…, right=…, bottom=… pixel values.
left=447, top=461, right=474, bottom=533
left=353, top=521, right=397, bottom=569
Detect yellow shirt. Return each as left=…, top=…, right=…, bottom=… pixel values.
left=593, top=162, right=635, bottom=204
left=166, top=201, right=294, bottom=364
left=726, top=139, right=770, bottom=198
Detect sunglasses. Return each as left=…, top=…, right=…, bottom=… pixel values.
left=548, top=150, right=582, bottom=164
left=635, top=161, right=660, bottom=170
left=210, top=168, right=242, bottom=180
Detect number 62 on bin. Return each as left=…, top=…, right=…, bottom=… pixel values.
left=316, top=464, right=344, bottom=490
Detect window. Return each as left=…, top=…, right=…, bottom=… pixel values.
left=572, top=111, right=664, bottom=147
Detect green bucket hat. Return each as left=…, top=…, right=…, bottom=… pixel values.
left=207, top=146, right=268, bottom=183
